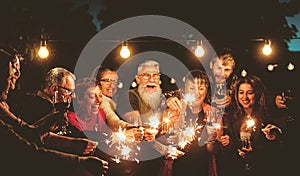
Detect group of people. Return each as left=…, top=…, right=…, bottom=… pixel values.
left=1, top=44, right=296, bottom=176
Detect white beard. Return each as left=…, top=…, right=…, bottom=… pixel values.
left=138, top=85, right=162, bottom=110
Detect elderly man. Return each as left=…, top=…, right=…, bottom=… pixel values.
left=0, top=46, right=108, bottom=176
left=8, top=60, right=101, bottom=156
left=117, top=59, right=183, bottom=176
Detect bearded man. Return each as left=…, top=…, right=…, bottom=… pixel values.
left=115, top=60, right=168, bottom=176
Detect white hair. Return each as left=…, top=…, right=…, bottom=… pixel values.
left=137, top=60, right=160, bottom=75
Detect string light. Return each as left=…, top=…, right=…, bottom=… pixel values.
left=194, top=40, right=205, bottom=57
left=241, top=69, right=247, bottom=77
left=287, top=62, right=295, bottom=71
left=38, top=40, right=49, bottom=59
left=267, top=64, right=278, bottom=71
left=120, top=41, right=131, bottom=59
left=262, top=39, right=272, bottom=56
left=38, top=29, right=49, bottom=59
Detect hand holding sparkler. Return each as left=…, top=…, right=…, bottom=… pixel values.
left=124, top=127, right=144, bottom=142
left=166, top=96, right=182, bottom=111
left=144, top=127, right=159, bottom=141
left=161, top=109, right=180, bottom=134
left=239, top=116, right=255, bottom=157
left=166, top=145, right=185, bottom=159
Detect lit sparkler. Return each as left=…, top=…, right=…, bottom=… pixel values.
left=245, top=116, right=256, bottom=131
left=177, top=119, right=203, bottom=149
left=183, top=93, right=196, bottom=104
left=106, top=126, right=140, bottom=163
left=148, top=114, right=160, bottom=129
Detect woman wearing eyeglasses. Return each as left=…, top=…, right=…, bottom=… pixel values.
left=96, top=67, right=136, bottom=132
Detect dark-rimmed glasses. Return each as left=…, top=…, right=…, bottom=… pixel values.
left=58, top=85, right=75, bottom=96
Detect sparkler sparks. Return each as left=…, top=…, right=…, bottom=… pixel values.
left=148, top=114, right=160, bottom=129
left=177, top=119, right=203, bottom=149
left=245, top=116, right=256, bottom=131
left=106, top=126, right=140, bottom=163
left=183, top=93, right=196, bottom=104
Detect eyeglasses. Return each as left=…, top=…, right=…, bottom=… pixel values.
left=58, top=85, right=75, bottom=96
left=139, top=73, right=161, bottom=80
left=100, top=78, right=120, bottom=85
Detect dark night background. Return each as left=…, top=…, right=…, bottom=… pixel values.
left=0, top=0, right=299, bottom=102
left=0, top=1, right=299, bottom=175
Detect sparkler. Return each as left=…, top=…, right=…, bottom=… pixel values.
left=105, top=126, right=140, bottom=163
left=148, top=114, right=160, bottom=129
left=245, top=116, right=256, bottom=131
left=177, top=119, right=203, bottom=149
left=182, top=93, right=196, bottom=105
left=240, top=116, right=256, bottom=149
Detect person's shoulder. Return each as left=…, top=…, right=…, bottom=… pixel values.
left=67, top=111, right=77, bottom=119
left=128, top=88, right=139, bottom=96
left=98, top=109, right=105, bottom=117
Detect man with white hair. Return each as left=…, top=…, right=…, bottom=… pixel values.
left=123, top=60, right=163, bottom=129
left=118, top=59, right=182, bottom=176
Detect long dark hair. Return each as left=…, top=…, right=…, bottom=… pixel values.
left=233, top=74, right=269, bottom=120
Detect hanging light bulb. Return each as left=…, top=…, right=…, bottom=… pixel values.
left=262, top=39, right=272, bottom=56
left=38, top=40, right=49, bottom=59
left=120, top=41, right=131, bottom=59
left=194, top=40, right=205, bottom=57
left=267, top=64, right=278, bottom=71
left=38, top=30, right=49, bottom=59
left=170, top=78, right=176, bottom=84
left=287, top=62, right=295, bottom=71
left=241, top=69, right=247, bottom=77
left=131, top=81, right=137, bottom=88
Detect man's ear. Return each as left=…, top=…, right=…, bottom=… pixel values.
left=49, top=84, right=57, bottom=96
left=135, top=75, right=140, bottom=84
left=209, top=61, right=213, bottom=70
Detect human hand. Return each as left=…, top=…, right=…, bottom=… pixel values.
left=166, top=146, right=185, bottom=159
left=78, top=156, right=109, bottom=176
left=224, top=95, right=231, bottom=108
left=166, top=97, right=182, bottom=111
left=261, top=124, right=281, bottom=141
left=125, top=127, right=144, bottom=142
left=275, top=95, right=286, bottom=109
left=238, top=141, right=252, bottom=158
left=144, top=127, right=159, bottom=141
left=218, top=135, right=230, bottom=147
left=73, top=138, right=98, bottom=155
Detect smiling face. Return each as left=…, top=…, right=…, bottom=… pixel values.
left=238, top=83, right=255, bottom=111
left=136, top=65, right=161, bottom=94
left=99, top=70, right=118, bottom=98
left=78, top=86, right=102, bottom=116
left=185, top=78, right=208, bottom=107
left=210, top=57, right=234, bottom=84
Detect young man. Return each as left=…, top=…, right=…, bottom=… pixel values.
left=208, top=47, right=238, bottom=111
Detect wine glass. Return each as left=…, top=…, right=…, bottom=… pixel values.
left=204, top=110, right=222, bottom=142
left=53, top=90, right=71, bottom=135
